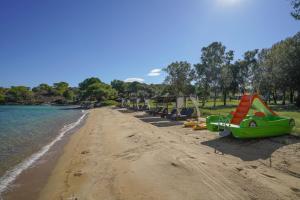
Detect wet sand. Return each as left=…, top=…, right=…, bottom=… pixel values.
left=38, top=107, right=300, bottom=200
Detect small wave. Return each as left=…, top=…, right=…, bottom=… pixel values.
left=0, top=111, right=88, bottom=198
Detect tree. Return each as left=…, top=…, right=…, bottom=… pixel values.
left=257, top=46, right=281, bottom=104
left=85, top=82, right=106, bottom=101
left=6, top=86, right=33, bottom=103
left=148, top=84, right=169, bottom=97
left=194, top=63, right=210, bottom=107
left=229, top=62, right=240, bottom=98
left=111, top=80, right=126, bottom=96
left=127, top=81, right=142, bottom=96
left=257, top=32, right=300, bottom=105
left=256, top=49, right=273, bottom=102
left=244, top=49, right=259, bottom=92
left=200, top=42, right=226, bottom=107
left=291, top=0, right=300, bottom=20
left=0, top=87, right=6, bottom=104
left=220, top=50, right=234, bottom=105
left=32, top=83, right=54, bottom=102
left=53, top=82, right=69, bottom=96
left=286, top=33, right=300, bottom=106
left=86, top=83, right=117, bottom=101
left=63, top=89, right=75, bottom=101
left=32, top=83, right=53, bottom=96
left=163, top=61, right=194, bottom=97
left=79, top=77, right=102, bottom=90
left=79, top=77, right=117, bottom=101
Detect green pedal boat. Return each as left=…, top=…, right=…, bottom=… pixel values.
left=206, top=94, right=295, bottom=139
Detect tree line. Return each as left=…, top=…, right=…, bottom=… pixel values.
left=0, top=78, right=117, bottom=105
left=193, top=32, right=300, bottom=107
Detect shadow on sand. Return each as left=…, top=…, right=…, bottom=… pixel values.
left=117, top=108, right=137, bottom=113
left=134, top=113, right=183, bottom=127
left=201, top=135, right=300, bottom=161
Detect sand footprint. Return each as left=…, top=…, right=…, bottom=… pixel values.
left=261, top=173, right=277, bottom=179
left=66, top=194, right=79, bottom=200
left=80, top=150, right=90, bottom=155
left=73, top=170, right=83, bottom=177
left=290, top=187, right=300, bottom=193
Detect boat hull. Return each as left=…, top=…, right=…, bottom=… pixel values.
left=206, top=115, right=295, bottom=139
left=230, top=125, right=293, bottom=139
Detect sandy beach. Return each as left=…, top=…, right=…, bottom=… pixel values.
left=38, top=107, right=300, bottom=200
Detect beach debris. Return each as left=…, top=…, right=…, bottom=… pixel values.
left=214, top=148, right=224, bottom=155
left=187, top=155, right=196, bottom=159
left=73, top=171, right=83, bottom=177
left=171, top=162, right=179, bottom=167
left=235, top=167, right=243, bottom=172
left=261, top=173, right=277, bottom=179
left=281, top=160, right=289, bottom=166
left=286, top=169, right=300, bottom=178
left=290, top=187, right=300, bottom=193
left=66, top=194, right=78, bottom=200
left=80, top=150, right=89, bottom=155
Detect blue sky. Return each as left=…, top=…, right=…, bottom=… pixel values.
left=0, top=0, right=299, bottom=88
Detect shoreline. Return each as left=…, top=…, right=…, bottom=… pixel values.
left=37, top=107, right=300, bottom=200
left=1, top=111, right=88, bottom=200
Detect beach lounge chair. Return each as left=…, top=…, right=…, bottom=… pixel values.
left=171, top=107, right=187, bottom=120
left=147, top=107, right=161, bottom=115
left=166, top=108, right=178, bottom=119
left=160, top=108, right=177, bottom=118
left=153, top=107, right=163, bottom=116
left=135, top=105, right=142, bottom=111
left=158, top=108, right=168, bottom=118
left=139, top=105, right=148, bottom=111
left=176, top=108, right=194, bottom=120
left=170, top=107, right=193, bottom=120
left=146, top=107, right=157, bottom=114
left=146, top=108, right=152, bottom=114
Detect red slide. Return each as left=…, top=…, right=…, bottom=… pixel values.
left=230, top=94, right=277, bottom=125
left=230, top=95, right=252, bottom=125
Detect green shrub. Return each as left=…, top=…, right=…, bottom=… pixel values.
left=100, top=100, right=118, bottom=107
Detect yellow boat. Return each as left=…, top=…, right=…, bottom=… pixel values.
left=183, top=120, right=198, bottom=127
left=183, top=120, right=207, bottom=130
left=192, top=123, right=207, bottom=130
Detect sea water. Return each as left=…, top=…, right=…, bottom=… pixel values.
left=0, top=105, right=86, bottom=196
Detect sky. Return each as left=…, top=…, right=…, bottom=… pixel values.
left=0, top=0, right=299, bottom=88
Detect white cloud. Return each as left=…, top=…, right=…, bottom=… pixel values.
left=124, top=78, right=145, bottom=83
left=147, top=68, right=162, bottom=77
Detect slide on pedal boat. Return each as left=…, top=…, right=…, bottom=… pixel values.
left=206, top=94, right=295, bottom=139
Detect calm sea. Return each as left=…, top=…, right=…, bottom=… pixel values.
left=0, top=105, right=86, bottom=196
